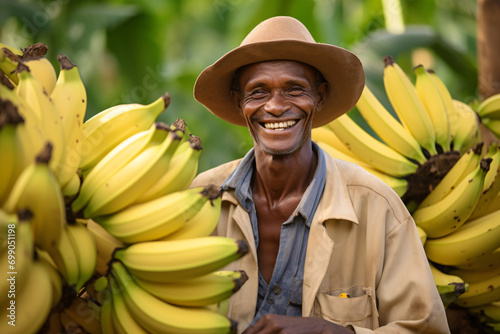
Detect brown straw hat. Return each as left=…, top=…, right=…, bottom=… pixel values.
left=194, top=16, right=365, bottom=128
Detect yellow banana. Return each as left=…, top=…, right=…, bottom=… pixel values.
left=99, top=290, right=115, bottom=334
left=413, top=158, right=489, bottom=238
left=356, top=84, right=427, bottom=163
left=80, top=92, right=170, bottom=171
left=469, top=301, right=500, bottom=323
left=0, top=260, right=53, bottom=334
left=66, top=221, right=97, bottom=293
left=0, top=107, right=24, bottom=206
left=113, top=236, right=249, bottom=283
left=383, top=55, right=437, bottom=156
left=417, top=225, right=427, bottom=246
left=86, top=219, right=125, bottom=276
left=46, top=224, right=80, bottom=289
left=96, top=186, right=213, bottom=244
left=61, top=171, right=81, bottom=199
left=454, top=247, right=500, bottom=271
left=15, top=62, right=66, bottom=183
left=134, top=134, right=203, bottom=203
left=160, top=189, right=222, bottom=241
left=477, top=93, right=500, bottom=120
left=134, top=270, right=248, bottom=307
left=312, top=126, right=361, bottom=160
left=454, top=269, right=500, bottom=308
left=317, top=141, right=408, bottom=197
left=428, top=262, right=468, bottom=309
left=0, top=77, right=46, bottom=168
left=482, top=117, right=500, bottom=140
left=109, top=276, right=149, bottom=334
left=414, top=65, right=451, bottom=152
left=424, top=208, right=500, bottom=266
left=18, top=42, right=57, bottom=94
left=451, top=100, right=482, bottom=154
left=83, top=125, right=182, bottom=218
left=110, top=260, right=238, bottom=334
left=50, top=54, right=87, bottom=188
left=37, top=249, right=64, bottom=309
left=418, top=143, right=483, bottom=208
left=3, top=143, right=65, bottom=254
left=72, top=123, right=157, bottom=213
left=327, top=113, right=418, bottom=177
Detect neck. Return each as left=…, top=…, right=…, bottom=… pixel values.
left=252, top=139, right=317, bottom=203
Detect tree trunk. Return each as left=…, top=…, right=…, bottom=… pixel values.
left=477, top=0, right=500, bottom=100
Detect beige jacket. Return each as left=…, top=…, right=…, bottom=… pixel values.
left=191, top=151, right=450, bottom=334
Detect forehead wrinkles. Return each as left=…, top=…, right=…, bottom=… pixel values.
left=238, top=60, right=317, bottom=89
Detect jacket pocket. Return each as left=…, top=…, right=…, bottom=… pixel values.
left=313, top=285, right=376, bottom=329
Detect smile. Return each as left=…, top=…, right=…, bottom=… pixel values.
left=263, top=120, right=297, bottom=131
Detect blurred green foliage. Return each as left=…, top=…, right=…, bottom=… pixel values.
left=0, top=0, right=478, bottom=172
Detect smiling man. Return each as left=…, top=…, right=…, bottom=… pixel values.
left=192, top=16, right=450, bottom=334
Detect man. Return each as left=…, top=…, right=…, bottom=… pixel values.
left=191, top=16, right=450, bottom=333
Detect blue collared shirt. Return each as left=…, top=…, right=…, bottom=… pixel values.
left=220, top=143, right=326, bottom=325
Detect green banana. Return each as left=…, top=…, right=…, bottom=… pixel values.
left=428, top=262, right=468, bottom=308
left=477, top=93, right=500, bottom=120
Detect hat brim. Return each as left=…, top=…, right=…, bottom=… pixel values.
left=194, top=40, right=365, bottom=128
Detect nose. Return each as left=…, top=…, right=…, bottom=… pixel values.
left=262, top=91, right=290, bottom=116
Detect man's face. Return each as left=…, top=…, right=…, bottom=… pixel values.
left=232, top=60, right=328, bottom=156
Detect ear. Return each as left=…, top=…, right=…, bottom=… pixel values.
left=231, top=89, right=242, bottom=113
left=316, top=81, right=329, bottom=111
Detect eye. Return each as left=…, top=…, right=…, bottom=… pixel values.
left=288, top=86, right=304, bottom=96
left=249, top=89, right=267, bottom=98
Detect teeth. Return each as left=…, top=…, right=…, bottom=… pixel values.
left=264, top=120, right=296, bottom=130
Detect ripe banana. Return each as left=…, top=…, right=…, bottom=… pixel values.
left=79, top=92, right=170, bottom=171
left=18, top=42, right=57, bottom=94
left=469, top=301, right=500, bottom=323
left=109, top=276, right=149, bottom=334
left=317, top=141, right=409, bottom=197
left=311, top=126, right=361, bottom=160
left=134, top=134, right=203, bottom=203
left=417, top=225, right=427, bottom=245
left=99, top=289, right=115, bottom=334
left=63, top=297, right=102, bottom=334
left=418, top=143, right=483, bottom=208
left=0, top=107, right=24, bottom=205
left=50, top=54, right=87, bottom=188
left=86, top=219, right=125, bottom=276
left=72, top=122, right=157, bottom=213
left=61, top=171, right=81, bottom=198
left=413, top=158, right=489, bottom=238
left=327, top=113, right=418, bottom=177
left=113, top=236, right=249, bottom=283
left=0, top=76, right=46, bottom=168
left=424, top=208, right=500, bottom=266
left=46, top=223, right=80, bottom=289
left=110, top=260, right=238, bottom=334
left=0, top=213, right=33, bottom=309
left=451, top=99, right=482, bottom=154
left=0, top=259, right=53, bottom=334
left=454, top=247, right=500, bottom=271
left=160, top=188, right=222, bottom=241
left=477, top=93, right=500, bottom=120
left=3, top=143, right=65, bottom=253
left=383, top=55, right=437, bottom=156
left=470, top=144, right=500, bottom=220
left=135, top=270, right=248, bottom=307
left=66, top=221, right=97, bottom=293
left=454, top=268, right=500, bottom=308
left=15, top=62, right=66, bottom=182
left=83, top=125, right=183, bottom=218
left=356, top=84, right=427, bottom=163
left=428, top=262, right=468, bottom=308
left=37, top=249, right=64, bottom=309
left=96, top=185, right=215, bottom=243
left=414, top=65, right=451, bottom=152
